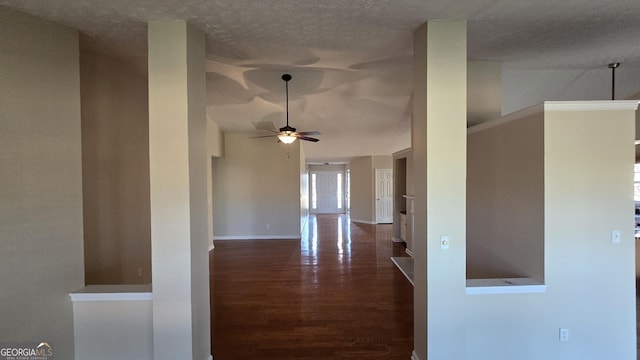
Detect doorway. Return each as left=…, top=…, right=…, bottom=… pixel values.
left=375, top=169, right=393, bottom=223
left=310, top=170, right=345, bottom=214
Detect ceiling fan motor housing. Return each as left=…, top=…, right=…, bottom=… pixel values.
left=279, top=125, right=296, bottom=133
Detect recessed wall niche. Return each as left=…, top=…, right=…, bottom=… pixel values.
left=466, top=109, right=545, bottom=282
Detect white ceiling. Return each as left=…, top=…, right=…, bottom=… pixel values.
left=3, top=0, right=640, bottom=162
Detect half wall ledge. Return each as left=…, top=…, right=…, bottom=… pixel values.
left=466, top=278, right=547, bottom=295
left=70, top=284, right=152, bottom=301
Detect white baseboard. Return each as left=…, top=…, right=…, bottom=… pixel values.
left=405, top=248, right=413, bottom=256
left=392, top=236, right=404, bottom=243
left=208, top=244, right=215, bottom=252
left=213, top=235, right=300, bottom=240
left=207, top=355, right=213, bottom=360
left=411, top=350, right=420, bottom=360
left=350, top=219, right=376, bottom=224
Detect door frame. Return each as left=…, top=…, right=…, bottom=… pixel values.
left=309, top=170, right=346, bottom=214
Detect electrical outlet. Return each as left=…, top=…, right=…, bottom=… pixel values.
left=559, top=328, right=569, bottom=342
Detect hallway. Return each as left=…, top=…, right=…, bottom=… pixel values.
left=211, top=214, right=414, bottom=359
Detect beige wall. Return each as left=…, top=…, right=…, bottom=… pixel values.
left=80, top=49, right=151, bottom=285
left=466, top=102, right=637, bottom=359
left=467, top=111, right=545, bottom=280
left=349, top=156, right=374, bottom=223
left=372, top=155, right=392, bottom=169
left=213, top=133, right=302, bottom=239
left=0, top=7, right=84, bottom=359
left=349, top=156, right=392, bottom=223
left=468, top=60, right=502, bottom=126
left=308, top=164, right=346, bottom=172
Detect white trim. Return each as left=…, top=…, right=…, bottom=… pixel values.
left=466, top=278, right=547, bottom=295
left=392, top=236, right=404, bottom=243
left=206, top=356, right=213, bottom=360
left=213, top=235, right=300, bottom=240
left=468, top=100, right=640, bottom=135
left=411, top=350, right=420, bottom=360
left=544, top=100, right=639, bottom=112
left=208, top=244, right=215, bottom=251
left=392, top=147, right=412, bottom=159
left=405, top=248, right=413, bottom=257
left=350, top=219, right=376, bottom=224
left=70, top=285, right=152, bottom=302
left=390, top=257, right=414, bottom=286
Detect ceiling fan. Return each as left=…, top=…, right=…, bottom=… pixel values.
left=252, top=74, right=320, bottom=144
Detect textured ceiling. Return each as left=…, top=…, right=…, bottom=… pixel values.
left=3, top=0, right=640, bottom=162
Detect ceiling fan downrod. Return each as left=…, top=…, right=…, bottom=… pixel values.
left=608, top=62, right=620, bottom=100
left=282, top=74, right=292, bottom=128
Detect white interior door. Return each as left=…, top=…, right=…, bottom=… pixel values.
left=311, top=171, right=343, bottom=214
left=376, top=169, right=393, bottom=223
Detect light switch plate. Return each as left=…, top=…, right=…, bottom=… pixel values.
left=611, top=230, right=621, bottom=244
left=559, top=328, right=569, bottom=342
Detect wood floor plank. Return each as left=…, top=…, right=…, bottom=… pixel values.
left=211, top=214, right=414, bottom=359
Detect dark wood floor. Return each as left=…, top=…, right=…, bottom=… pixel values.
left=211, top=214, right=414, bottom=359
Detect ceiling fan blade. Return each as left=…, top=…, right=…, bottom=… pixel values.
left=298, top=136, right=320, bottom=142
left=297, top=131, right=321, bottom=136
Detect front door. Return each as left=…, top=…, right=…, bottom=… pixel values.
left=311, top=171, right=343, bottom=214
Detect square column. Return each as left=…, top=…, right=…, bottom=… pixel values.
left=148, top=21, right=211, bottom=360
left=412, top=21, right=467, bottom=360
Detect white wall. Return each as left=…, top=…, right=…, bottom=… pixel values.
left=212, top=133, right=302, bottom=239
left=349, top=156, right=392, bottom=224
left=148, top=21, right=210, bottom=360
left=73, top=297, right=153, bottom=360
left=300, top=145, right=309, bottom=234
left=466, top=102, right=637, bottom=360
left=207, top=116, right=224, bottom=249
left=80, top=49, right=151, bottom=284
left=207, top=116, right=224, bottom=158
left=412, top=21, right=468, bottom=360
left=0, top=7, right=84, bottom=359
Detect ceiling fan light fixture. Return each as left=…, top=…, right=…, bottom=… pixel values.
left=278, top=133, right=297, bottom=144
left=250, top=73, right=320, bottom=144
